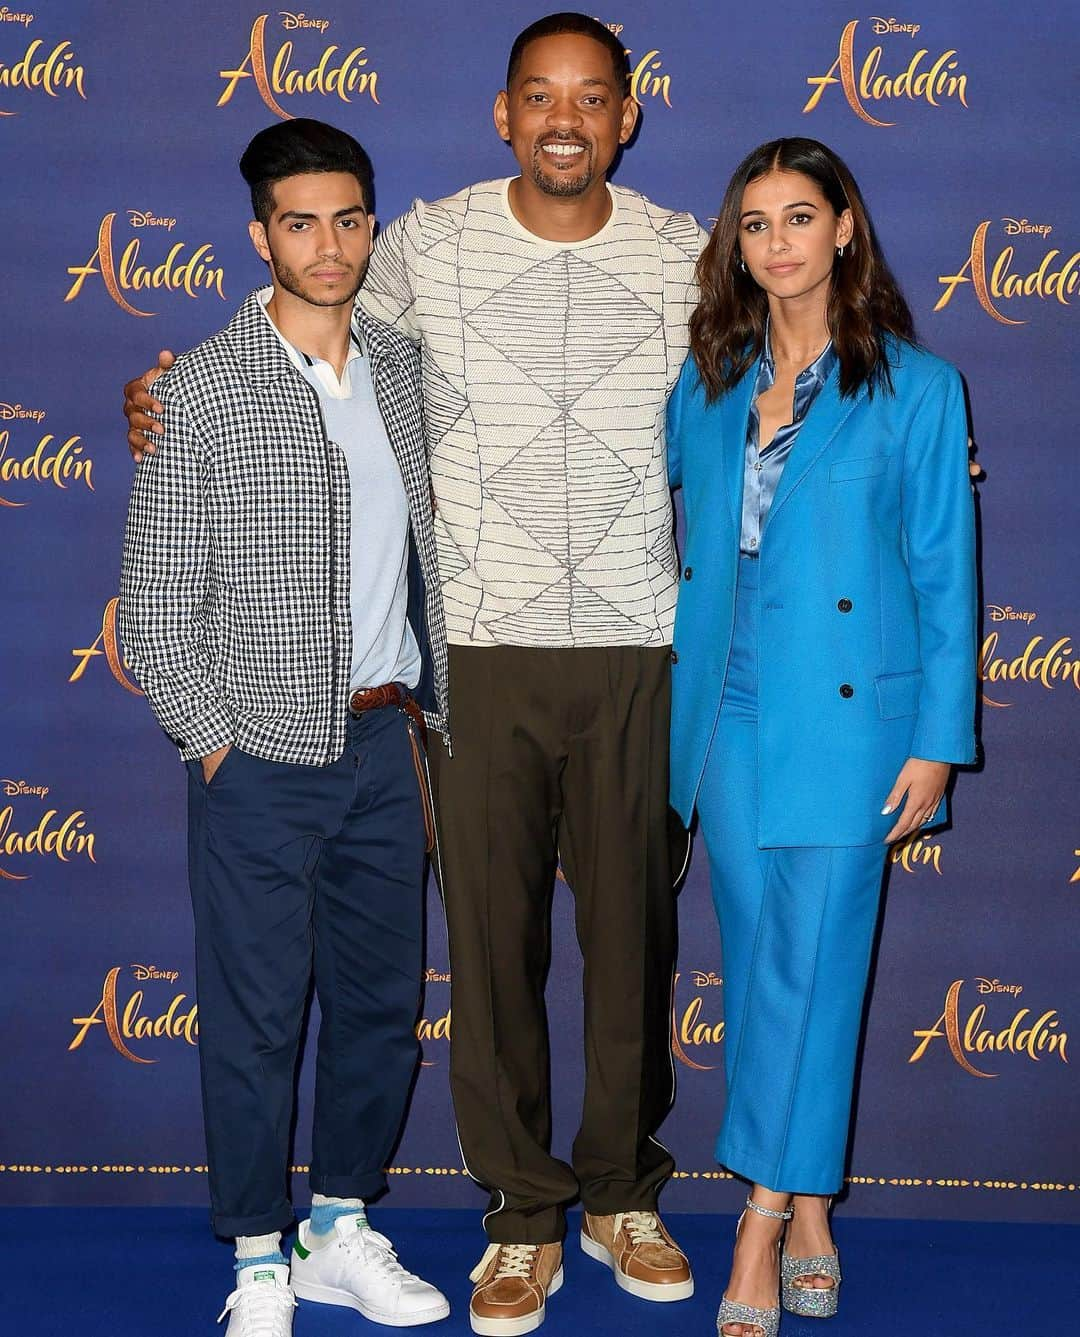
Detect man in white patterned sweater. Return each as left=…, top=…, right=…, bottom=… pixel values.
left=359, top=16, right=706, bottom=1331
left=124, top=13, right=707, bottom=1334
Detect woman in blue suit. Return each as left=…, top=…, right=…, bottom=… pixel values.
left=666, top=138, right=977, bottom=1337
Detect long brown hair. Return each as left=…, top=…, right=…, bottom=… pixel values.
left=689, top=137, right=915, bottom=402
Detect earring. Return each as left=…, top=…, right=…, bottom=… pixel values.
left=738, top=257, right=747, bottom=272
left=836, top=245, right=845, bottom=258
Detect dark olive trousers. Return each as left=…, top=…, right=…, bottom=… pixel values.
left=429, top=644, right=678, bottom=1244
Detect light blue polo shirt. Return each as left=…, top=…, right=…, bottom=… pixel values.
left=259, top=290, right=421, bottom=692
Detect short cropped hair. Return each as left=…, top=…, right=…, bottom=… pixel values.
left=506, top=12, right=630, bottom=98
left=239, top=117, right=375, bottom=224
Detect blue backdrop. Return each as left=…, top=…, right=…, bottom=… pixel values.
left=1, top=1, right=1077, bottom=1227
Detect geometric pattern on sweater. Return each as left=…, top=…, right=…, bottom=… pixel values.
left=359, top=177, right=708, bottom=648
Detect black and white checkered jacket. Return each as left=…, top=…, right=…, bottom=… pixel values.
left=120, top=288, right=449, bottom=766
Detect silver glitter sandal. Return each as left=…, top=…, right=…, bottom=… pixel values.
left=781, top=1200, right=841, bottom=1318
left=716, top=1196, right=793, bottom=1337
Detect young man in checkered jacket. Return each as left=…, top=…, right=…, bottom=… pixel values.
left=119, top=119, right=450, bottom=1336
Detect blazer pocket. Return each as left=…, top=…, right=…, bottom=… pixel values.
left=829, top=455, right=889, bottom=482
left=875, top=670, right=922, bottom=720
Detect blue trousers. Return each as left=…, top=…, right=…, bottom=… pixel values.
left=697, top=557, right=887, bottom=1195
left=186, top=705, right=426, bottom=1238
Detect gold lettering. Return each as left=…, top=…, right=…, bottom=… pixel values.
left=891, top=833, right=943, bottom=874
left=981, top=631, right=1080, bottom=707
left=0, top=430, right=93, bottom=507
left=911, top=980, right=1069, bottom=1075
left=0, top=38, right=86, bottom=116
left=70, top=968, right=199, bottom=1062
left=69, top=596, right=143, bottom=695
left=669, top=972, right=723, bottom=1070
left=219, top=14, right=378, bottom=119
left=805, top=20, right=967, bottom=125
left=628, top=49, right=672, bottom=107
left=69, top=968, right=150, bottom=1064
left=0, top=804, right=96, bottom=879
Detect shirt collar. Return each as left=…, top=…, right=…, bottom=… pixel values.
left=256, top=285, right=365, bottom=377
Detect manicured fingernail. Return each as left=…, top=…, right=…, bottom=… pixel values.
left=881, top=805, right=893, bottom=815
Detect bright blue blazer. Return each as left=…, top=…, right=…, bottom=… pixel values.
left=667, top=339, right=977, bottom=847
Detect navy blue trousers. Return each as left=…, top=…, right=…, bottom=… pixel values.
left=186, top=706, right=426, bottom=1238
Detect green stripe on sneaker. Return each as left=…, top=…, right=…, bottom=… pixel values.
left=292, top=1240, right=310, bottom=1260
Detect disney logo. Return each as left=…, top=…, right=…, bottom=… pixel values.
left=870, top=17, right=921, bottom=36
left=424, top=968, right=450, bottom=983
left=127, top=211, right=176, bottom=231
left=597, top=20, right=624, bottom=37
left=690, top=970, right=723, bottom=987
left=131, top=964, right=180, bottom=984
left=1003, top=218, right=1053, bottom=238
left=0, top=402, right=45, bottom=422
left=987, top=604, right=1037, bottom=624
left=279, top=11, right=330, bottom=32
left=975, top=978, right=1023, bottom=997
left=0, top=8, right=34, bottom=26
left=1, top=779, right=49, bottom=798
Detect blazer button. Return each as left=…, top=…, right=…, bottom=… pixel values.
left=839, top=683, right=854, bottom=698
left=670, top=650, right=679, bottom=664
left=683, top=566, right=693, bottom=580
left=837, top=597, right=852, bottom=613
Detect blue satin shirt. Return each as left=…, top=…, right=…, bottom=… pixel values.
left=740, top=335, right=838, bottom=555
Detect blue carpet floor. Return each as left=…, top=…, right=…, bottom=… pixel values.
left=7, top=1207, right=1078, bottom=1336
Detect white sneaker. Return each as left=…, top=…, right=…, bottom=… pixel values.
left=290, top=1215, right=450, bottom=1327
left=218, top=1262, right=296, bottom=1336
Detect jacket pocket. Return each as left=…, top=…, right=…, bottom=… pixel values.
left=875, top=670, right=922, bottom=720
left=829, top=455, right=889, bottom=482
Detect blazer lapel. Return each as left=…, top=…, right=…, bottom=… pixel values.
left=766, top=368, right=867, bottom=525
left=718, top=364, right=758, bottom=531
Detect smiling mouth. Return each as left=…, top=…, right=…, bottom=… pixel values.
left=540, top=141, right=588, bottom=162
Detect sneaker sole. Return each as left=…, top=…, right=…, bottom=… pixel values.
left=469, top=1266, right=563, bottom=1336
left=579, top=1231, right=694, bottom=1302
left=290, top=1278, right=450, bottom=1327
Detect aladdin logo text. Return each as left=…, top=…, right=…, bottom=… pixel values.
left=65, top=213, right=226, bottom=318
left=218, top=13, right=380, bottom=119
left=803, top=19, right=968, bottom=127
left=909, top=978, right=1068, bottom=1078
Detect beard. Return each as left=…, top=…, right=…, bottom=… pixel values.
left=529, top=137, right=595, bottom=198
left=267, top=245, right=368, bottom=308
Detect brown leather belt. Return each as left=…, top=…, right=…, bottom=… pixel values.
left=348, top=682, right=425, bottom=737
left=348, top=683, right=434, bottom=853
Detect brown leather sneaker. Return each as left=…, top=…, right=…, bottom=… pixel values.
left=580, top=1210, right=694, bottom=1301
left=468, top=1241, right=564, bottom=1335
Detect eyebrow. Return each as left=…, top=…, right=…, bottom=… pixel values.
left=739, top=201, right=820, bottom=220
left=277, top=205, right=366, bottom=222
left=520, top=75, right=612, bottom=88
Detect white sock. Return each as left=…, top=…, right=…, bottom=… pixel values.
left=234, top=1231, right=285, bottom=1272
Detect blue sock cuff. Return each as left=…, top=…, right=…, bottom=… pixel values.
left=235, top=1252, right=287, bottom=1272
left=308, top=1203, right=366, bottom=1236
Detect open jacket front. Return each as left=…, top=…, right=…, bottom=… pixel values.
left=120, top=288, right=448, bottom=768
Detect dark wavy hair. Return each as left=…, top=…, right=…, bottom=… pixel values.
left=689, top=137, right=915, bottom=402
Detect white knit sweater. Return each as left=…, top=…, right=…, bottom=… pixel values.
left=359, top=177, right=706, bottom=648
